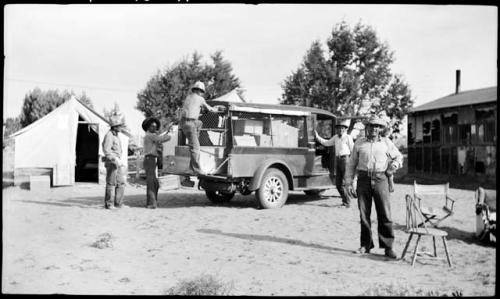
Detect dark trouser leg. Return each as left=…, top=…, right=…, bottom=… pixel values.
left=357, top=175, right=374, bottom=250
left=104, top=163, right=117, bottom=208
left=335, top=156, right=349, bottom=205
left=144, top=157, right=159, bottom=207
left=372, top=173, right=394, bottom=249
left=182, top=121, right=202, bottom=174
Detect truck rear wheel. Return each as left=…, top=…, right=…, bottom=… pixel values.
left=205, top=190, right=235, bottom=204
left=256, top=168, right=289, bottom=209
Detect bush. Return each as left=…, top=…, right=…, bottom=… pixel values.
left=361, top=282, right=463, bottom=296
left=164, top=274, right=234, bottom=295
left=91, top=233, right=114, bottom=249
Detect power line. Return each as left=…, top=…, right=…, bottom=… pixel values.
left=5, top=77, right=139, bottom=93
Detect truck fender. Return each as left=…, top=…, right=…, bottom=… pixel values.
left=249, top=159, right=293, bottom=191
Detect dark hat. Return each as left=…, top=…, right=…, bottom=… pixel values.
left=142, top=117, right=161, bottom=132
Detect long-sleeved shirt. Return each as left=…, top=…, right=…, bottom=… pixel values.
left=344, top=136, right=403, bottom=184
left=181, top=92, right=211, bottom=119
left=102, top=130, right=122, bottom=162
left=143, top=132, right=171, bottom=157
left=317, top=132, right=354, bottom=157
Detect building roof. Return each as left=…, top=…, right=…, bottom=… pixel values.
left=410, top=86, right=497, bottom=113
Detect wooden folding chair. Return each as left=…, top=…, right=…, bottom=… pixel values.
left=401, top=194, right=453, bottom=267
left=413, top=181, right=457, bottom=228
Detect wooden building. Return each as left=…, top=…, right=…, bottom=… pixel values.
left=407, top=72, right=496, bottom=181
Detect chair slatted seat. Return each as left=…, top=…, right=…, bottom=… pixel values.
left=401, top=194, right=453, bottom=267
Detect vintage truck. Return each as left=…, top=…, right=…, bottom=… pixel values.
left=163, top=100, right=346, bottom=209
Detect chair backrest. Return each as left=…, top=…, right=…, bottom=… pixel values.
left=405, top=194, right=429, bottom=232
left=477, top=187, right=497, bottom=212
left=413, top=180, right=449, bottom=204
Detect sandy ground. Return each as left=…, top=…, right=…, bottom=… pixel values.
left=1, top=180, right=496, bottom=295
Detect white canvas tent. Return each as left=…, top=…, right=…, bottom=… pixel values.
left=211, top=89, right=245, bottom=102
left=10, top=97, right=129, bottom=186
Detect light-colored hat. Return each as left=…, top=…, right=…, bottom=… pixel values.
left=191, top=81, right=206, bottom=93
left=335, top=119, right=350, bottom=128
left=366, top=115, right=387, bottom=127
left=109, top=116, right=124, bottom=127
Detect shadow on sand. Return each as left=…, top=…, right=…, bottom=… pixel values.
left=18, top=190, right=341, bottom=210
left=196, top=228, right=399, bottom=263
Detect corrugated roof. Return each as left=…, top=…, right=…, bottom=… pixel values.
left=410, top=86, right=497, bottom=113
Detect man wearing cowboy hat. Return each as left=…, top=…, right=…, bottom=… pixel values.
left=142, top=117, right=172, bottom=209
left=315, top=119, right=354, bottom=208
left=180, top=81, right=218, bottom=176
left=344, top=114, right=403, bottom=259
left=102, top=115, right=126, bottom=209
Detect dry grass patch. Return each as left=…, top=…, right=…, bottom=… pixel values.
left=164, top=274, right=234, bottom=295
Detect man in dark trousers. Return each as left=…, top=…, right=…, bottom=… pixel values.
left=102, top=116, right=126, bottom=210
left=142, top=117, right=172, bottom=209
left=315, top=119, right=354, bottom=207
left=345, top=114, right=403, bottom=259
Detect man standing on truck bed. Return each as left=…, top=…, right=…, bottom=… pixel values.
left=315, top=119, right=354, bottom=208
left=180, top=81, right=218, bottom=178
left=344, top=114, right=403, bottom=259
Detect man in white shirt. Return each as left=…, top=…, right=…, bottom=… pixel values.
left=315, top=119, right=354, bottom=208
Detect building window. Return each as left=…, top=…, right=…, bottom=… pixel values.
left=431, top=119, right=441, bottom=143
left=459, top=124, right=471, bottom=145
left=415, top=116, right=423, bottom=144
left=408, top=116, right=415, bottom=145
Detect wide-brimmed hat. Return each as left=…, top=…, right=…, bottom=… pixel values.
left=335, top=119, right=350, bottom=128
left=142, top=117, right=161, bottom=131
left=109, top=116, right=124, bottom=128
left=366, top=115, right=387, bottom=127
left=191, top=81, right=206, bottom=93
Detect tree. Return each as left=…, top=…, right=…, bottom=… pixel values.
left=3, top=116, right=22, bottom=148
left=280, top=21, right=414, bottom=137
left=136, top=51, right=241, bottom=127
left=19, top=88, right=95, bottom=128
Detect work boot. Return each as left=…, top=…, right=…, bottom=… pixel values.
left=355, top=246, right=370, bottom=254
left=385, top=248, right=398, bottom=259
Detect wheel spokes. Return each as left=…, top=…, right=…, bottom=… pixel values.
left=264, top=176, right=282, bottom=203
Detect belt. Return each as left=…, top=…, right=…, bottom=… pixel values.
left=336, top=155, right=349, bottom=158
left=358, top=170, right=385, bottom=177
left=182, top=117, right=197, bottom=122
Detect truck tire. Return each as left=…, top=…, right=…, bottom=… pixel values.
left=256, top=168, right=289, bottom=209
left=205, top=190, right=235, bottom=204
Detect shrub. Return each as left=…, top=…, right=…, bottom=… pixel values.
left=361, top=282, right=463, bottom=296
left=164, top=274, right=234, bottom=295
left=91, top=233, right=114, bottom=249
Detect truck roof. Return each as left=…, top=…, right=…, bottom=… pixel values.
left=209, top=100, right=336, bottom=119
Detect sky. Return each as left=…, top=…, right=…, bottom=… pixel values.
left=3, top=4, right=497, bottom=136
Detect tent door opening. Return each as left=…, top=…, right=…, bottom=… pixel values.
left=75, top=121, right=99, bottom=183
